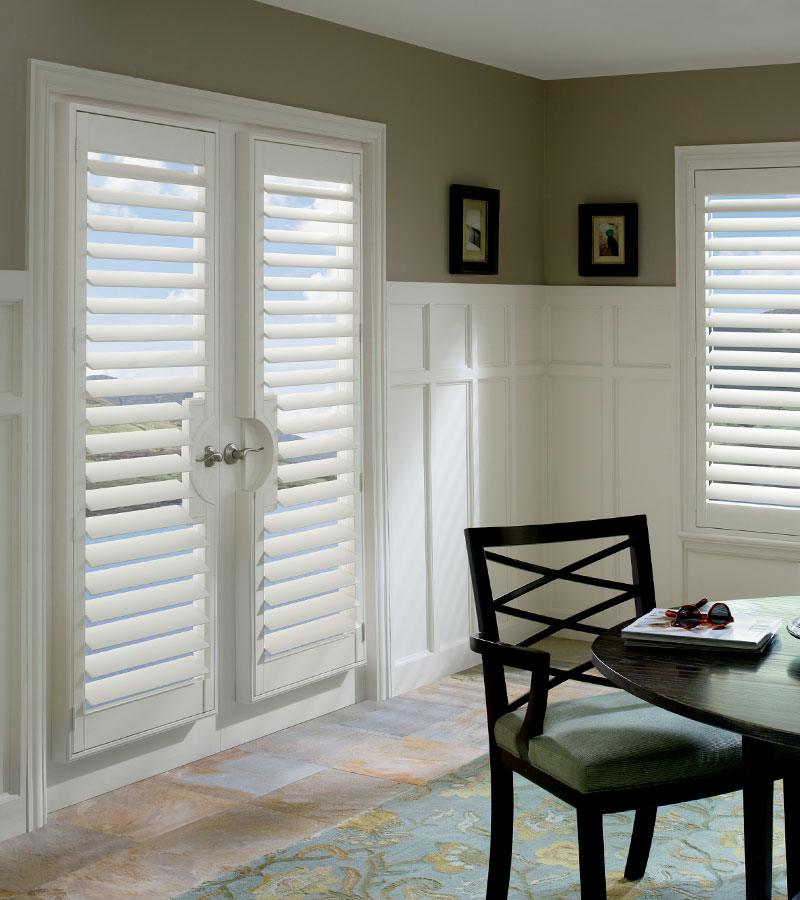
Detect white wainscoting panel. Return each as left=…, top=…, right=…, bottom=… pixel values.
left=0, top=272, right=31, bottom=839
left=387, top=284, right=545, bottom=693
left=543, top=287, right=681, bottom=631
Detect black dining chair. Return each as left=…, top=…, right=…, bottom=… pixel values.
left=464, top=514, right=790, bottom=900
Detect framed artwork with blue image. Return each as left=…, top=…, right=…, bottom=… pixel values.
left=579, top=202, right=638, bottom=276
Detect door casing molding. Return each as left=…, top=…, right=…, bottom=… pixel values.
left=28, top=59, right=389, bottom=829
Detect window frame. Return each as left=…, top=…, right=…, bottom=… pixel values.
left=30, top=61, right=389, bottom=776
left=676, top=141, right=800, bottom=542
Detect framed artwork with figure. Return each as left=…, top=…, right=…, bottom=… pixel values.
left=578, top=203, right=638, bottom=276
left=449, top=184, right=499, bottom=275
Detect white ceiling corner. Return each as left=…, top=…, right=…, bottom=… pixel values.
left=256, top=0, right=800, bottom=80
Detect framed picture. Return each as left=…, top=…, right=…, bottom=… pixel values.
left=578, top=203, right=638, bottom=277
left=449, top=184, right=499, bottom=275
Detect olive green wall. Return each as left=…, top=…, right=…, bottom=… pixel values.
left=2, top=0, right=545, bottom=282
left=544, top=64, right=800, bottom=285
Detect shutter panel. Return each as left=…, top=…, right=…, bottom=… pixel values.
left=72, top=112, right=216, bottom=753
left=697, top=167, right=800, bottom=534
left=240, top=138, right=364, bottom=701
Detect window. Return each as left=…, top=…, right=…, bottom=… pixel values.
left=679, top=145, right=800, bottom=538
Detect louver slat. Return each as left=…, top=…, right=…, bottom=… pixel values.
left=263, top=570, right=356, bottom=608
left=263, top=180, right=353, bottom=201
left=263, top=591, right=356, bottom=630
left=85, top=479, right=191, bottom=512
left=84, top=554, right=208, bottom=596
left=263, top=501, right=355, bottom=535
left=85, top=506, right=193, bottom=540
left=277, top=434, right=355, bottom=459
left=86, top=606, right=209, bottom=650
left=85, top=580, right=208, bottom=623
left=277, top=389, right=352, bottom=411
left=264, top=299, right=353, bottom=316
left=264, top=204, right=353, bottom=224
left=266, top=367, right=354, bottom=388
left=276, top=479, right=356, bottom=508
left=85, top=528, right=206, bottom=568
left=85, top=632, right=209, bottom=679
left=276, top=457, right=353, bottom=483
left=87, top=188, right=204, bottom=212
left=264, top=614, right=356, bottom=656
left=86, top=349, right=205, bottom=370
left=87, top=243, right=205, bottom=263
left=86, top=427, right=186, bottom=454
left=87, top=375, right=206, bottom=398
left=264, top=228, right=355, bottom=246
left=86, top=403, right=185, bottom=425
left=84, top=658, right=208, bottom=708
left=85, top=454, right=189, bottom=484
left=264, top=524, right=355, bottom=558
left=263, top=547, right=357, bottom=583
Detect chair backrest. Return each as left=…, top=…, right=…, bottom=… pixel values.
left=464, top=515, right=656, bottom=735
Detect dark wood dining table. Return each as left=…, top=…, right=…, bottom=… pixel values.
left=591, top=595, right=800, bottom=900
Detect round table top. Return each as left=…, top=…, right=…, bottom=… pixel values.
left=591, top=595, right=800, bottom=749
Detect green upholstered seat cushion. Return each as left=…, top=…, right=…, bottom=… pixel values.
left=494, top=691, right=747, bottom=794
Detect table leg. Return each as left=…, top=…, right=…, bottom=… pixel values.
left=785, top=771, right=800, bottom=899
left=742, top=736, right=775, bottom=900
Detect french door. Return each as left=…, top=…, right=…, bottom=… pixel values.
left=54, top=105, right=366, bottom=759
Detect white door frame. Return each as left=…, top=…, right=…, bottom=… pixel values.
left=27, top=59, right=389, bottom=830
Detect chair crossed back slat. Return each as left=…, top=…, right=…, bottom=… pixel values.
left=465, top=515, right=656, bottom=737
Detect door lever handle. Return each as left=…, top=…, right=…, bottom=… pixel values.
left=195, top=445, right=223, bottom=467
left=223, top=442, right=264, bottom=465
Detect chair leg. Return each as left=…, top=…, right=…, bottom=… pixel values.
left=485, top=752, right=514, bottom=900
left=576, top=807, right=607, bottom=900
left=785, top=773, right=799, bottom=899
left=624, top=807, right=657, bottom=881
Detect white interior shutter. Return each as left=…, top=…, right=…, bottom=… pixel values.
left=697, top=167, right=800, bottom=535
left=239, top=137, right=364, bottom=701
left=71, top=112, right=216, bottom=753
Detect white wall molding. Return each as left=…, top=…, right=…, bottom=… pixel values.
left=386, top=283, right=545, bottom=693
left=0, top=270, right=41, bottom=839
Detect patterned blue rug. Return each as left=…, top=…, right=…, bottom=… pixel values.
left=173, top=755, right=787, bottom=899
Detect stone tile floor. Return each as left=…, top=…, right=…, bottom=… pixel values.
left=0, top=639, right=605, bottom=899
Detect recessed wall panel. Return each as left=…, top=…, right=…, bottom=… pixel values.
left=549, top=376, right=604, bottom=520
left=387, top=386, right=430, bottom=662
left=431, top=382, right=470, bottom=650
left=476, top=305, right=508, bottom=367
left=0, top=417, right=19, bottom=798
left=550, top=306, right=603, bottom=365
left=430, top=305, right=469, bottom=370
left=514, top=376, right=543, bottom=525
left=0, top=303, right=20, bottom=395
left=514, top=303, right=541, bottom=366
left=615, top=306, right=673, bottom=367
left=388, top=304, right=426, bottom=372
left=687, top=550, right=800, bottom=605
left=615, top=378, right=678, bottom=606
left=477, top=378, right=509, bottom=526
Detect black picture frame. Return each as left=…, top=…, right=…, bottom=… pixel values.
left=449, top=184, right=499, bottom=275
left=578, top=203, right=638, bottom=277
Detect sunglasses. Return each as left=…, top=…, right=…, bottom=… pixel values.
left=665, top=598, right=734, bottom=630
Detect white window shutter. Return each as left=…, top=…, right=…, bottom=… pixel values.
left=238, top=137, right=364, bottom=702
left=71, top=112, right=216, bottom=754
left=697, top=167, right=800, bottom=535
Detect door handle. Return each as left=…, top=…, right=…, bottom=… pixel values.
left=223, top=442, right=264, bottom=465
left=195, top=445, right=223, bottom=468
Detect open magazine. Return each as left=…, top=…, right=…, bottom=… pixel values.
left=622, top=607, right=783, bottom=653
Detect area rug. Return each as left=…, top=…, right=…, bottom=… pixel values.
left=172, top=755, right=787, bottom=899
